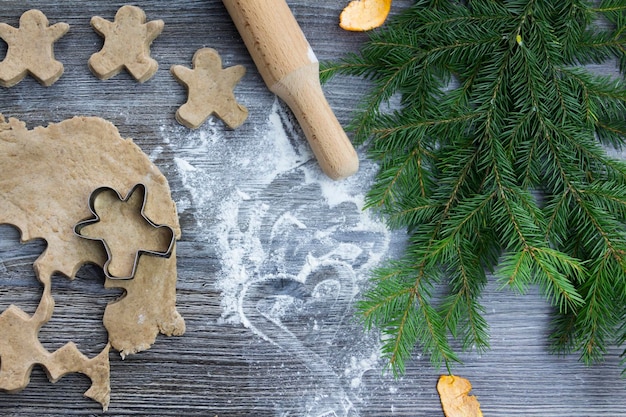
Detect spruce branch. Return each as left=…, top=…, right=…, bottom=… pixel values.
left=322, top=0, right=626, bottom=374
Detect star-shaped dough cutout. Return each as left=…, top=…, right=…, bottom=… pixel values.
left=74, top=184, right=175, bottom=279
left=171, top=48, right=248, bottom=129
left=88, top=5, right=164, bottom=83
left=0, top=9, right=69, bottom=87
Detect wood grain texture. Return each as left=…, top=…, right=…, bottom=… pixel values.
left=222, top=0, right=359, bottom=180
left=0, top=1, right=625, bottom=416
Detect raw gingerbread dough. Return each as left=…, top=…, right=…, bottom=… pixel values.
left=0, top=305, right=111, bottom=407
left=89, top=5, right=164, bottom=82
left=171, top=48, right=248, bottom=129
left=0, top=9, right=69, bottom=87
left=0, top=114, right=185, bottom=409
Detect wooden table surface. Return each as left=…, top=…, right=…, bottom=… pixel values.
left=0, top=1, right=625, bottom=416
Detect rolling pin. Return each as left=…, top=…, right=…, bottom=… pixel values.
left=222, top=0, right=359, bottom=180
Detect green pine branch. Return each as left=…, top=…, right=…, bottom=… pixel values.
left=321, top=0, right=626, bottom=375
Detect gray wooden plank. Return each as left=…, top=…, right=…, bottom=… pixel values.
left=0, top=1, right=625, bottom=416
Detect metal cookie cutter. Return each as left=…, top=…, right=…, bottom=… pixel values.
left=74, top=183, right=176, bottom=280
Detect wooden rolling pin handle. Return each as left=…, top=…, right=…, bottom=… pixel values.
left=222, top=0, right=359, bottom=180
left=271, top=64, right=358, bottom=180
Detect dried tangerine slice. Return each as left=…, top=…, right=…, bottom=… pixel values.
left=339, top=0, right=392, bottom=31
left=437, top=375, right=484, bottom=417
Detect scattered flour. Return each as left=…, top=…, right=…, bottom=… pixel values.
left=165, top=97, right=404, bottom=416
left=345, top=352, right=381, bottom=389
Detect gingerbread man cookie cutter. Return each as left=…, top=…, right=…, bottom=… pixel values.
left=88, top=5, right=164, bottom=83
left=0, top=9, right=69, bottom=87
left=74, top=183, right=176, bottom=280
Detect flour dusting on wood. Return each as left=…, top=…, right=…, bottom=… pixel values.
left=167, top=98, right=405, bottom=415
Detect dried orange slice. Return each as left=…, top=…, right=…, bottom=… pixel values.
left=437, top=375, right=484, bottom=417
left=339, top=0, right=392, bottom=31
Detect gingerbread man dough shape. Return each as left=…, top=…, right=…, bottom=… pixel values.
left=171, top=48, right=248, bottom=129
left=89, top=5, right=164, bottom=83
left=0, top=9, right=69, bottom=87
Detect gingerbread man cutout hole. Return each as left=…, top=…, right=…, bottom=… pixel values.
left=89, top=5, right=164, bottom=83
left=0, top=9, right=69, bottom=87
left=171, top=48, right=248, bottom=129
